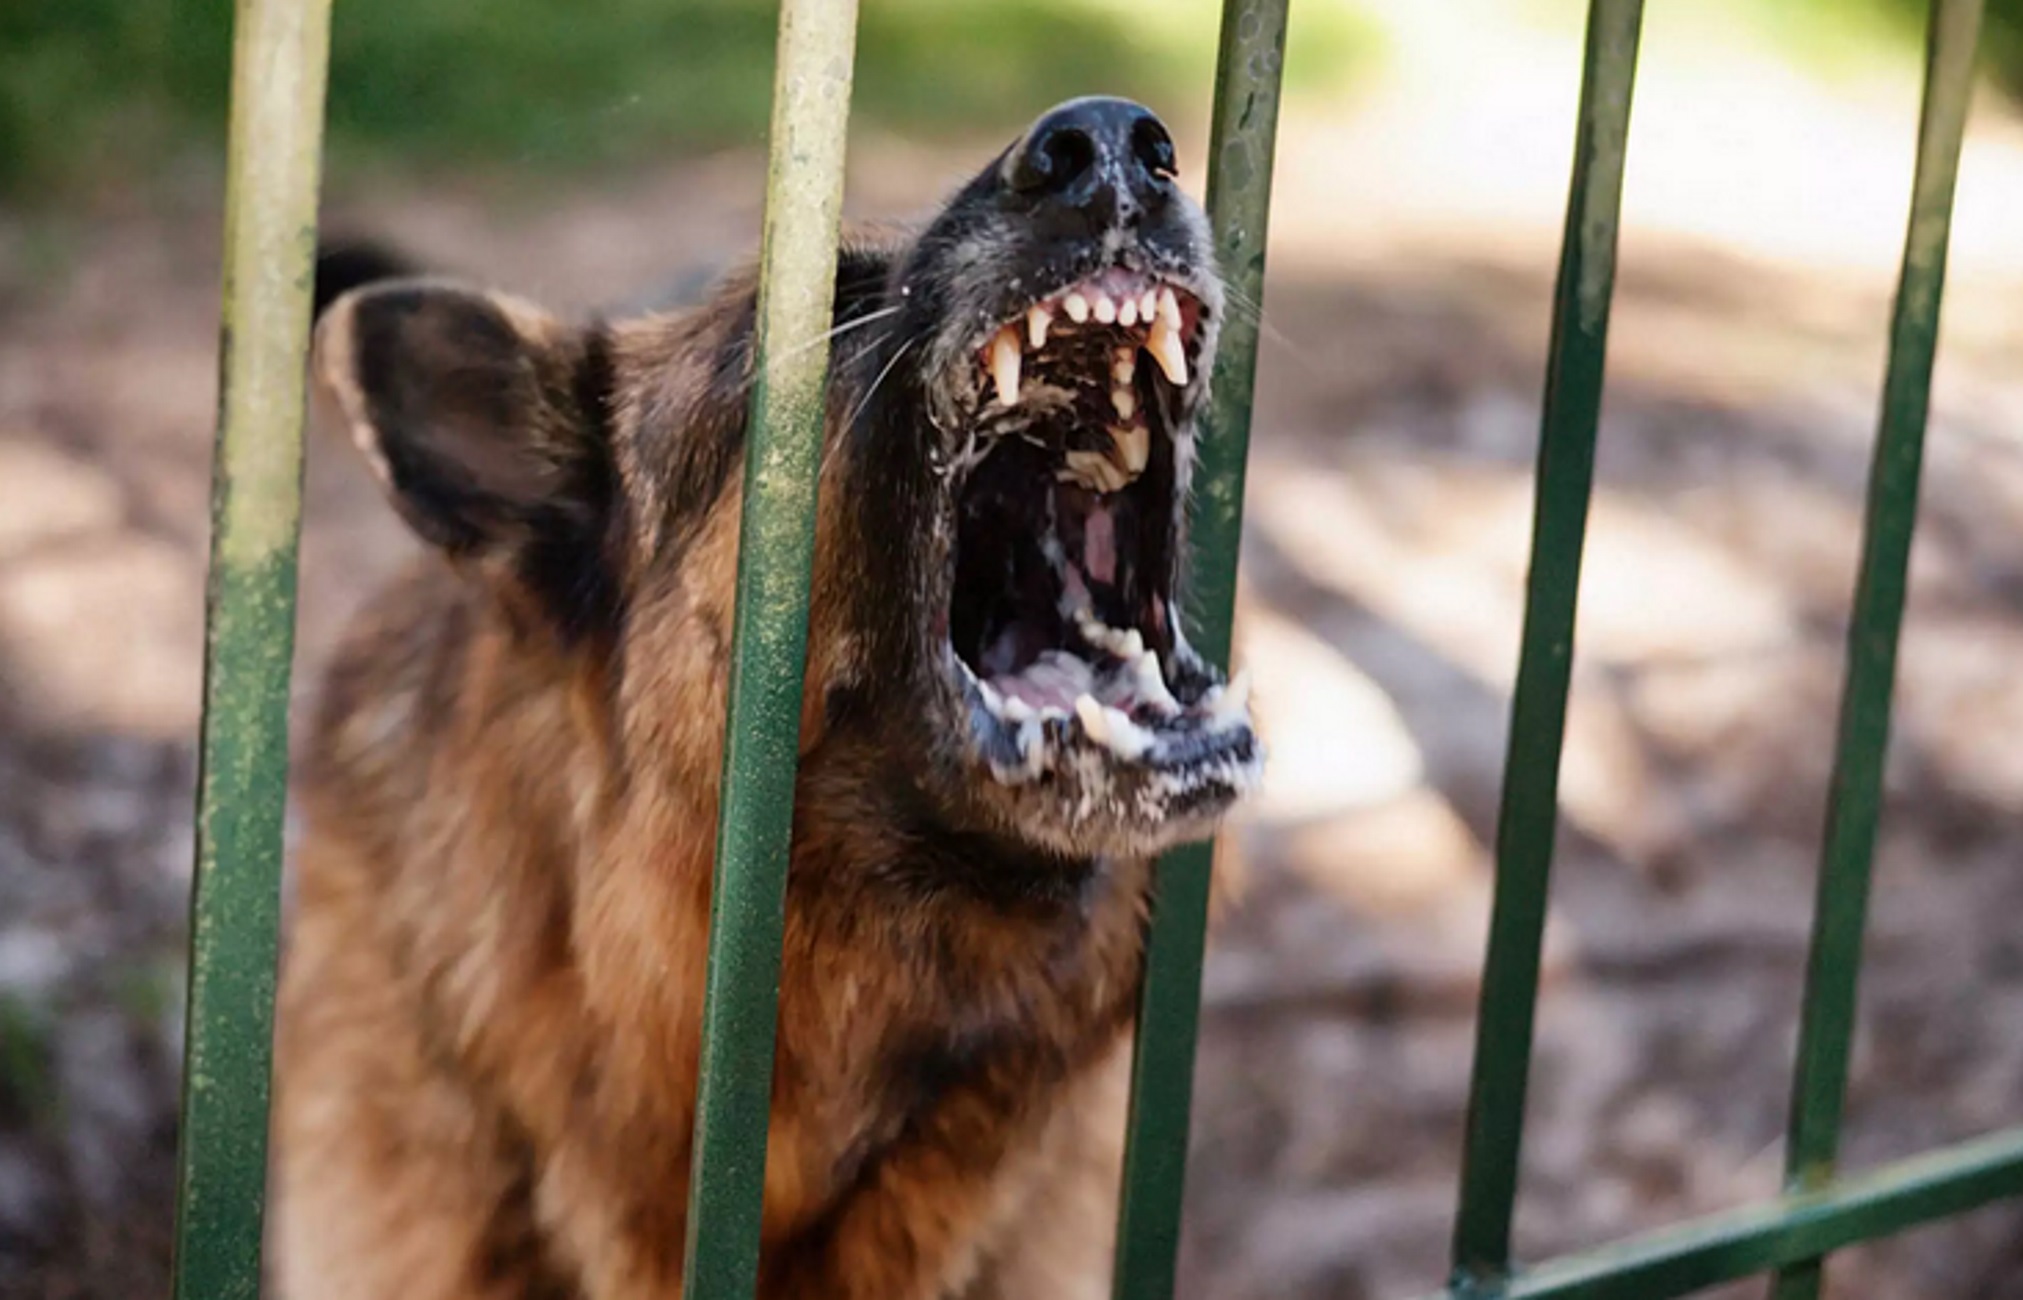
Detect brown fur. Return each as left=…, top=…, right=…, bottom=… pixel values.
left=275, top=99, right=1255, bottom=1299
left=278, top=277, right=1149, bottom=1300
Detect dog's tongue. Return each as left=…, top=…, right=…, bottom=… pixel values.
left=1081, top=503, right=1117, bottom=586
left=989, top=646, right=1156, bottom=717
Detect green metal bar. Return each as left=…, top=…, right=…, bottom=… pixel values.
left=1421, top=1124, right=2023, bottom=1300
left=1449, top=1, right=1644, bottom=1289
left=679, top=2, right=858, bottom=1298
left=1110, top=3, right=1288, bottom=1297
left=169, top=0, right=331, bottom=1294
left=1771, top=3, right=1983, bottom=1296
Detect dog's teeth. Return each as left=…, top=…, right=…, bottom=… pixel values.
left=1092, top=292, right=1118, bottom=325
left=1145, top=316, right=1189, bottom=387
left=1074, top=694, right=1109, bottom=744
left=978, top=679, right=1007, bottom=715
left=1134, top=649, right=1181, bottom=714
left=1117, top=295, right=1139, bottom=328
left=1092, top=704, right=1153, bottom=760
left=990, top=325, right=1022, bottom=407
left=1074, top=612, right=1143, bottom=660
left=1111, top=423, right=1149, bottom=473
left=1206, top=668, right=1252, bottom=731
left=1158, top=286, right=1183, bottom=331
left=1027, top=304, right=1051, bottom=350
left=1111, top=347, right=1135, bottom=385
left=1140, top=289, right=1159, bottom=322
left=1063, top=291, right=1090, bottom=324
left=1001, top=694, right=1036, bottom=723
left=1110, top=384, right=1137, bottom=421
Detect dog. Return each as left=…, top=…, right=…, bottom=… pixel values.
left=273, top=96, right=1261, bottom=1300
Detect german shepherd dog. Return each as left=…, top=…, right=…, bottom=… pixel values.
left=275, top=97, right=1262, bottom=1300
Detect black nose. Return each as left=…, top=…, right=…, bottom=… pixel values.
left=1003, top=97, right=1177, bottom=231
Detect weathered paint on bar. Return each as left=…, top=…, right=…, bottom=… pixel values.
left=679, top=2, right=860, bottom=1298
left=1449, top=0, right=1645, bottom=1288
left=170, top=0, right=332, bottom=1294
left=1771, top=2, right=1984, bottom=1297
left=1110, top=3, right=1289, bottom=1298
left=1428, top=1123, right=2023, bottom=1300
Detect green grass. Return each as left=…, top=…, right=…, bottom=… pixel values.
left=0, top=0, right=1378, bottom=204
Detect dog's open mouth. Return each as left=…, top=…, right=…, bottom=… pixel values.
left=938, top=266, right=1261, bottom=820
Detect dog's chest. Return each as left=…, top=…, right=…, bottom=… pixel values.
left=777, top=855, right=1148, bottom=1216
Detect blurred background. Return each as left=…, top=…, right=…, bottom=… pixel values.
left=6, top=0, right=2023, bottom=1296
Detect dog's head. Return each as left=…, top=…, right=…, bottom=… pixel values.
left=314, top=97, right=1260, bottom=863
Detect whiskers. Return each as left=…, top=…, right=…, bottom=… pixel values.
left=843, top=332, right=921, bottom=435
left=767, top=303, right=906, bottom=367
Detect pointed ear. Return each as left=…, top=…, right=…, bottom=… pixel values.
left=313, top=281, right=620, bottom=639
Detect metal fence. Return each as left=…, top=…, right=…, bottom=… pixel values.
left=169, top=0, right=2023, bottom=1298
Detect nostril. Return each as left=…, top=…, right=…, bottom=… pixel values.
left=1041, top=126, right=1097, bottom=190
left=1131, top=116, right=1177, bottom=183
left=1012, top=122, right=1098, bottom=195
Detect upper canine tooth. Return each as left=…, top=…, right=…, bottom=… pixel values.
left=990, top=325, right=1022, bottom=407
left=1145, top=316, right=1188, bottom=387
left=1092, top=293, right=1118, bottom=325
left=1158, top=286, right=1183, bottom=331
left=1112, top=347, right=1136, bottom=385
left=1063, top=291, right=1090, bottom=323
left=1117, top=296, right=1139, bottom=328
left=1027, top=304, right=1052, bottom=349
left=1140, top=289, right=1159, bottom=322
left=1111, top=423, right=1149, bottom=473
left=1110, top=385, right=1137, bottom=420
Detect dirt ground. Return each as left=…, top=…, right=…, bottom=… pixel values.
left=8, top=30, right=2023, bottom=1297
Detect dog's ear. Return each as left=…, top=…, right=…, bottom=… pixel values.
left=314, top=282, right=620, bottom=640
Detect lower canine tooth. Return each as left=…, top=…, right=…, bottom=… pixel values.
left=1101, top=705, right=1154, bottom=760
left=990, top=325, right=1022, bottom=407
left=1063, top=292, right=1090, bottom=323
left=1027, top=305, right=1052, bottom=349
left=1134, top=650, right=1181, bottom=713
left=1074, top=694, right=1109, bottom=744
left=1112, top=348, right=1136, bottom=385
left=1145, top=317, right=1188, bottom=387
